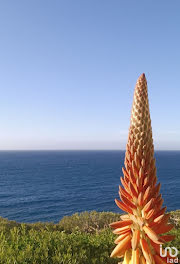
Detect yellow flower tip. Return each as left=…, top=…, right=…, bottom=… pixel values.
left=110, top=74, right=175, bottom=261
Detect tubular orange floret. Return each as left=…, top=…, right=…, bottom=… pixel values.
left=120, top=214, right=130, bottom=220
left=113, top=225, right=131, bottom=235
left=129, top=169, right=136, bottom=183
left=150, top=240, right=162, bottom=255
left=160, top=234, right=175, bottom=242
left=120, top=177, right=129, bottom=191
left=138, top=192, right=143, bottom=206
left=115, top=199, right=133, bottom=214
left=145, top=208, right=156, bottom=220
left=150, top=213, right=170, bottom=228
left=131, top=229, right=140, bottom=250
left=140, top=238, right=154, bottom=264
left=143, top=225, right=163, bottom=245
left=143, top=198, right=154, bottom=213
left=110, top=74, right=175, bottom=262
left=140, top=255, right=146, bottom=264
left=143, top=186, right=151, bottom=202
left=120, top=193, right=137, bottom=210
left=109, top=219, right=133, bottom=229
left=152, top=207, right=167, bottom=220
left=154, top=224, right=174, bottom=234
left=143, top=226, right=159, bottom=240
left=129, top=181, right=138, bottom=198
left=119, top=186, right=132, bottom=200
left=132, top=248, right=140, bottom=264
left=122, top=167, right=129, bottom=179
left=110, top=234, right=132, bottom=258
left=114, top=231, right=132, bottom=244
left=154, top=214, right=165, bottom=223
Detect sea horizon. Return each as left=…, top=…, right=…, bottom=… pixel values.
left=0, top=149, right=180, bottom=151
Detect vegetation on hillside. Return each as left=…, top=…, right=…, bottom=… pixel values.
left=0, top=210, right=179, bottom=264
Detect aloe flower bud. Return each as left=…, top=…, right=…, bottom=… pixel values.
left=110, top=74, right=175, bottom=264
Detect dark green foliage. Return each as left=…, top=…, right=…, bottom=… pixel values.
left=0, top=211, right=179, bottom=263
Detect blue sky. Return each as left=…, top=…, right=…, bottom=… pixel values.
left=0, top=1, right=179, bottom=150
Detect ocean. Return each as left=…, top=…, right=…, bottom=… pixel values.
left=0, top=150, right=179, bottom=223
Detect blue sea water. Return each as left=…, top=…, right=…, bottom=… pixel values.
left=0, top=150, right=179, bottom=223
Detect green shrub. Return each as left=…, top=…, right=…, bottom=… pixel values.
left=0, top=211, right=179, bottom=263
left=0, top=226, right=117, bottom=264
left=58, top=211, right=121, bottom=233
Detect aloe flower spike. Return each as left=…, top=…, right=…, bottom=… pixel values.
left=110, top=73, right=175, bottom=264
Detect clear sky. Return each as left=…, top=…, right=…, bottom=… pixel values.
left=0, top=1, right=180, bottom=150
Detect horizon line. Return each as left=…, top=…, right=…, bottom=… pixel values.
left=0, top=149, right=180, bottom=151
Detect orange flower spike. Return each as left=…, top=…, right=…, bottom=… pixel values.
left=110, top=74, right=175, bottom=263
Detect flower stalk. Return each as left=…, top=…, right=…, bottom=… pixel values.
left=110, top=74, right=175, bottom=264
